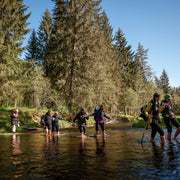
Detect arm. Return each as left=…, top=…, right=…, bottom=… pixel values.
left=89, top=112, right=96, bottom=117
left=58, top=117, right=62, bottom=120
left=145, top=102, right=152, bottom=118
left=104, top=113, right=111, bottom=119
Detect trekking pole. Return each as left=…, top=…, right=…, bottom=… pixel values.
left=141, top=119, right=149, bottom=144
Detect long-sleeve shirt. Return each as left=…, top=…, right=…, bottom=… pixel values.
left=73, top=112, right=89, bottom=125
left=90, top=111, right=110, bottom=122
left=52, top=116, right=62, bottom=125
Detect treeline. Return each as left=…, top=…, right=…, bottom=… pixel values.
left=0, top=0, right=179, bottom=115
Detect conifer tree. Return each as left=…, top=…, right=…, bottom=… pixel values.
left=0, top=0, right=30, bottom=62
left=37, top=8, right=54, bottom=73
left=160, top=69, right=170, bottom=94
left=50, top=0, right=104, bottom=112
left=25, top=29, right=40, bottom=64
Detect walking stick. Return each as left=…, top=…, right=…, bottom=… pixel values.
left=141, top=119, right=149, bottom=144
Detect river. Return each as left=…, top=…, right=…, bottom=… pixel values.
left=0, top=123, right=180, bottom=179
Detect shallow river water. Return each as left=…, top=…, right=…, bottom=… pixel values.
left=0, top=123, right=180, bottom=180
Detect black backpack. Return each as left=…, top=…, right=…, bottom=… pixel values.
left=140, top=105, right=148, bottom=121
left=40, top=115, right=45, bottom=126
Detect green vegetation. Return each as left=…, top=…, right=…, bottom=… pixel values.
left=132, top=116, right=180, bottom=128
left=0, top=107, right=97, bottom=133
left=0, top=0, right=180, bottom=123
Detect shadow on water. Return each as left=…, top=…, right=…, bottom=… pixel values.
left=1, top=123, right=180, bottom=179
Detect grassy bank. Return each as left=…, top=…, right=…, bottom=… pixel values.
left=0, top=107, right=96, bottom=133
left=132, top=116, right=180, bottom=128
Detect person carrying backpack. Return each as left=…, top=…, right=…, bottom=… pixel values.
left=161, top=94, right=180, bottom=142
left=145, top=93, right=167, bottom=146
left=10, top=109, right=19, bottom=133
left=72, top=108, right=89, bottom=139
left=88, top=105, right=112, bottom=139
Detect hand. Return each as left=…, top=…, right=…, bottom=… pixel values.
left=88, top=114, right=90, bottom=118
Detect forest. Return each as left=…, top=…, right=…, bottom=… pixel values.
left=0, top=0, right=180, bottom=116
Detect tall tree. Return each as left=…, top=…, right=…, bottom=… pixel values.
left=160, top=69, right=170, bottom=94
left=50, top=0, right=105, bottom=112
left=0, top=0, right=30, bottom=62
left=25, top=29, right=40, bottom=64
left=37, top=8, right=54, bottom=73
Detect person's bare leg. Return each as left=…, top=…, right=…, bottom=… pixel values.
left=48, top=129, right=51, bottom=136
left=45, top=128, right=48, bottom=136
left=160, top=136, right=166, bottom=146
left=167, top=132, right=171, bottom=142
left=57, top=131, right=60, bottom=136
left=12, top=125, right=16, bottom=133
left=94, top=131, right=99, bottom=137
left=150, top=137, right=154, bottom=143
left=174, top=127, right=180, bottom=140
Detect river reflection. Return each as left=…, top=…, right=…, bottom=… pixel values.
left=9, top=134, right=23, bottom=179
left=0, top=124, right=180, bottom=179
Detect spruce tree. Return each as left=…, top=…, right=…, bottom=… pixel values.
left=37, top=8, right=54, bottom=73
left=50, top=0, right=104, bottom=112
left=160, top=69, right=170, bottom=94
left=25, top=29, right=40, bottom=64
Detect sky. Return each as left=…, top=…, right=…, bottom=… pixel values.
left=23, top=0, right=180, bottom=87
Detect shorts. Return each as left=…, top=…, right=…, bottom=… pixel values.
left=96, top=121, right=105, bottom=132
left=78, top=124, right=86, bottom=134
left=164, top=117, right=180, bottom=133
left=11, top=120, right=18, bottom=126
left=45, top=122, right=52, bottom=130
left=52, top=123, right=60, bottom=132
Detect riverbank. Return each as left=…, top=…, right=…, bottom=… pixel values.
left=0, top=107, right=137, bottom=133
left=132, top=116, right=180, bottom=128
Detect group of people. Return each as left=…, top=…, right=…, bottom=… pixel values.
left=41, top=110, right=64, bottom=136
left=145, top=93, right=180, bottom=146
left=73, top=105, right=112, bottom=140
left=10, top=94, right=179, bottom=146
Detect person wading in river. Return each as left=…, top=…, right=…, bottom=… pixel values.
left=52, top=112, right=63, bottom=136
left=145, top=93, right=167, bottom=146
left=88, top=105, right=112, bottom=139
left=161, top=94, right=180, bottom=142
left=10, top=109, right=19, bottom=133
left=44, top=110, right=53, bottom=136
left=72, top=108, right=89, bottom=139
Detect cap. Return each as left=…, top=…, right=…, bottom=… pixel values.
left=55, top=112, right=58, bottom=115
left=14, top=109, right=18, bottom=114
left=165, top=94, right=172, bottom=100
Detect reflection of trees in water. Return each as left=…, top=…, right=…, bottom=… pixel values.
left=9, top=134, right=23, bottom=179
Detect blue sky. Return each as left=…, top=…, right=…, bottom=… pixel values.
left=23, top=0, right=180, bottom=87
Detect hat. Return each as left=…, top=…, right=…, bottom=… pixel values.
left=55, top=112, right=58, bottom=115
left=14, top=109, right=18, bottom=114
left=165, top=94, right=172, bottom=100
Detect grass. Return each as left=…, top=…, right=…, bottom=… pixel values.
left=132, top=116, right=180, bottom=128
left=0, top=107, right=97, bottom=133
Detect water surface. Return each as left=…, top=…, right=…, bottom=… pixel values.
left=0, top=123, right=180, bottom=179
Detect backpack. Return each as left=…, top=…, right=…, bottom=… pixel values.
left=140, top=105, right=148, bottom=121
left=40, top=115, right=45, bottom=126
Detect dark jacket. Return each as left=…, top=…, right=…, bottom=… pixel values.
left=90, top=110, right=110, bottom=122
left=44, top=113, right=53, bottom=125
left=73, top=112, right=89, bottom=125
left=52, top=115, right=62, bottom=125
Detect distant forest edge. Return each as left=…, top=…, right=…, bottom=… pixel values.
left=0, top=0, right=180, bottom=116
